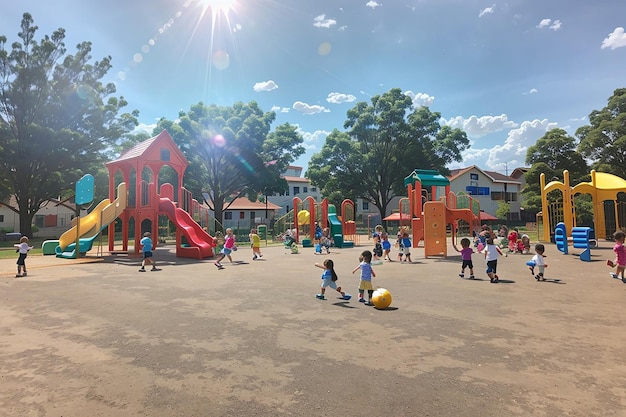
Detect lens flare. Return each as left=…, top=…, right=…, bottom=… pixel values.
left=213, top=134, right=226, bottom=147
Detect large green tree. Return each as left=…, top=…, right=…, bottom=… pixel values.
left=0, top=13, right=138, bottom=236
left=156, top=102, right=304, bottom=225
left=307, top=88, right=469, bottom=222
left=523, top=128, right=589, bottom=212
left=577, top=88, right=626, bottom=179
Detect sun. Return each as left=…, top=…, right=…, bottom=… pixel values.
left=197, top=0, right=236, bottom=16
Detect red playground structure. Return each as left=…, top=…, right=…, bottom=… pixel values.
left=105, top=130, right=216, bottom=259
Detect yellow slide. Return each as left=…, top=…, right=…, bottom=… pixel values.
left=58, top=183, right=127, bottom=251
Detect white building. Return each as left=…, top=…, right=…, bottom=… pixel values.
left=448, top=166, right=523, bottom=221
left=267, top=165, right=322, bottom=215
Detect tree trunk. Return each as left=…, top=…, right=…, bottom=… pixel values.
left=18, top=203, right=34, bottom=238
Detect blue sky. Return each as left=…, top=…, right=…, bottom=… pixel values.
left=3, top=0, right=626, bottom=175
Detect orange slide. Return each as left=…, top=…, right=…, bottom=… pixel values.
left=158, top=197, right=216, bottom=259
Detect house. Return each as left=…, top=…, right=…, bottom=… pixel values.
left=448, top=166, right=523, bottom=221
left=267, top=165, right=322, bottom=215
left=220, top=197, right=282, bottom=230
left=0, top=196, right=84, bottom=238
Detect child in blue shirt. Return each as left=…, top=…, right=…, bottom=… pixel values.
left=353, top=250, right=376, bottom=305
left=315, top=259, right=349, bottom=300
left=139, top=232, right=160, bottom=272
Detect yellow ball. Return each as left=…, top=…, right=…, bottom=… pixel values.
left=371, top=288, right=392, bottom=309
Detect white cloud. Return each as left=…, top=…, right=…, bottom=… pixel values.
left=478, top=5, right=495, bottom=18
left=292, top=101, right=329, bottom=115
left=601, top=27, right=626, bottom=50
left=537, top=18, right=551, bottom=29
left=253, top=80, right=278, bottom=92
left=270, top=105, right=290, bottom=113
left=484, top=119, right=558, bottom=170
left=313, top=15, right=336, bottom=28
left=442, top=114, right=518, bottom=136
left=522, top=88, right=538, bottom=95
left=404, top=90, right=435, bottom=107
left=537, top=18, right=561, bottom=31
left=366, top=1, right=381, bottom=9
left=132, top=122, right=157, bottom=135
left=326, top=92, right=357, bottom=104
left=296, top=127, right=330, bottom=151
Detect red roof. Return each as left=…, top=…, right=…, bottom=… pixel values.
left=224, top=197, right=281, bottom=210
left=479, top=211, right=498, bottom=221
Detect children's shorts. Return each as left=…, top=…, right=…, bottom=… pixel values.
left=221, top=248, right=232, bottom=255
left=322, top=278, right=338, bottom=289
left=359, top=280, right=373, bottom=291
left=402, top=247, right=411, bottom=255
left=462, top=260, right=473, bottom=269
left=486, top=260, right=497, bottom=274
left=17, top=253, right=27, bottom=265
left=143, top=251, right=153, bottom=259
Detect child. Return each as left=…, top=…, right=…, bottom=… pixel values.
left=527, top=243, right=548, bottom=281
left=249, top=228, right=262, bottom=260
left=14, top=236, right=33, bottom=277
left=457, top=237, right=475, bottom=279
left=320, top=227, right=331, bottom=254
left=484, top=237, right=504, bottom=283
left=215, top=228, right=236, bottom=268
left=139, top=232, right=161, bottom=272
left=381, top=232, right=392, bottom=261
left=400, top=232, right=412, bottom=263
left=507, top=229, right=518, bottom=252
left=315, top=259, right=350, bottom=300
left=372, top=234, right=383, bottom=260
left=353, top=250, right=376, bottom=305
left=609, top=230, right=626, bottom=280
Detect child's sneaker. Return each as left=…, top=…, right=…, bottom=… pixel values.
left=610, top=272, right=619, bottom=279
left=315, top=294, right=325, bottom=300
left=15, top=274, right=22, bottom=278
left=459, top=273, right=464, bottom=278
left=364, top=301, right=374, bottom=306
left=138, top=268, right=146, bottom=272
left=607, top=260, right=615, bottom=268
left=22, top=272, right=27, bottom=277
left=151, top=267, right=161, bottom=271
left=253, top=254, right=257, bottom=260
left=469, top=275, right=475, bottom=280
left=359, top=298, right=366, bottom=303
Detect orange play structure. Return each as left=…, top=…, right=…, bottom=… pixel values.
left=540, top=169, right=626, bottom=241
left=105, top=130, right=216, bottom=259
left=404, top=169, right=481, bottom=258
left=292, top=197, right=356, bottom=248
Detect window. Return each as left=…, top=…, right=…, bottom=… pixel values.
left=311, top=187, right=317, bottom=192
left=239, top=211, right=245, bottom=219
left=470, top=173, right=479, bottom=181
left=286, top=189, right=289, bottom=196
left=224, top=212, right=233, bottom=220
left=293, top=186, right=300, bottom=195
left=491, top=192, right=518, bottom=202
left=303, top=186, right=308, bottom=193
left=465, top=186, right=490, bottom=195
left=0, top=214, right=4, bottom=222
left=362, top=201, right=369, bottom=210
left=250, top=211, right=255, bottom=221
left=160, top=148, right=170, bottom=162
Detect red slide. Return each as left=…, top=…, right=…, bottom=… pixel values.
left=159, top=198, right=216, bottom=259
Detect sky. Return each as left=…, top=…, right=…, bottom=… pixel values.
left=2, top=0, right=626, bottom=176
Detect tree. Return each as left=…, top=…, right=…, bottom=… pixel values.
left=577, top=88, right=626, bottom=179
left=0, top=13, right=138, bottom=236
left=522, top=128, right=589, bottom=213
left=306, top=88, right=469, bottom=223
left=155, top=102, right=304, bottom=225
left=496, top=201, right=510, bottom=220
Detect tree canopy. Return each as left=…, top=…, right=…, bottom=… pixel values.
left=306, top=88, right=469, bottom=222
left=577, top=88, right=626, bottom=179
left=0, top=13, right=138, bottom=236
left=522, top=128, right=589, bottom=213
left=155, top=101, right=304, bottom=226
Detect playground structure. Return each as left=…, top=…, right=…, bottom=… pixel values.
left=404, top=169, right=481, bottom=258
left=49, top=130, right=217, bottom=259
left=292, top=197, right=357, bottom=248
left=540, top=169, right=626, bottom=242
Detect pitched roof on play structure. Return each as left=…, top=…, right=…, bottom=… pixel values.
left=404, top=169, right=450, bottom=188
left=579, top=171, right=626, bottom=190
left=106, top=130, right=188, bottom=172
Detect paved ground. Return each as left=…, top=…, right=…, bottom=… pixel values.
left=1, top=238, right=625, bottom=417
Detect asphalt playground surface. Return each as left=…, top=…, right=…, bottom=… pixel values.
left=1, top=238, right=626, bottom=417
